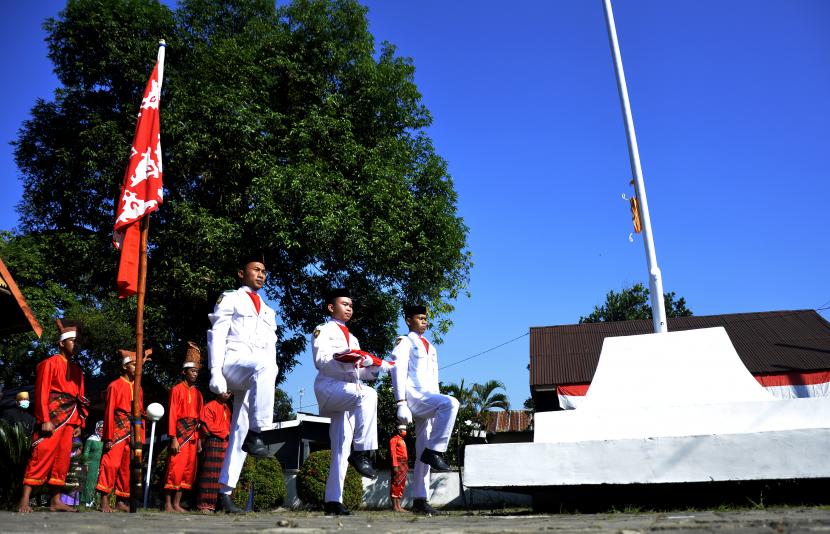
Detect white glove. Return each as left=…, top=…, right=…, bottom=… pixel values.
left=380, top=360, right=394, bottom=372
left=396, top=403, right=412, bottom=424
left=361, top=354, right=374, bottom=367
left=209, top=369, right=228, bottom=394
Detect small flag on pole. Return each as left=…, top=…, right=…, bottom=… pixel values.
left=114, top=43, right=166, bottom=298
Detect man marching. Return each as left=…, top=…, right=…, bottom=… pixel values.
left=196, top=391, right=232, bottom=513
left=18, top=319, right=88, bottom=513
left=163, top=342, right=204, bottom=512
left=390, top=305, right=459, bottom=515
left=389, top=424, right=409, bottom=512
left=312, top=288, right=390, bottom=516
left=207, top=253, right=278, bottom=514
left=95, top=348, right=148, bottom=512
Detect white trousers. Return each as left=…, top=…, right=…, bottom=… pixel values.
left=218, top=347, right=278, bottom=493
left=409, top=391, right=459, bottom=500
left=314, top=375, right=378, bottom=503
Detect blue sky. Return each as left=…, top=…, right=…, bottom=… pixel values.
left=1, top=1, right=829, bottom=411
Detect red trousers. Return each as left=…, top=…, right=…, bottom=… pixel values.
left=164, top=438, right=198, bottom=491
left=391, top=465, right=408, bottom=499
left=96, top=439, right=131, bottom=498
left=23, top=423, right=75, bottom=487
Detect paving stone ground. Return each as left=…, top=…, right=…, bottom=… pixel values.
left=2, top=506, right=830, bottom=533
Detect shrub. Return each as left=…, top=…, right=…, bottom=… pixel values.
left=0, top=420, right=31, bottom=509
left=297, top=450, right=363, bottom=510
left=232, top=455, right=286, bottom=511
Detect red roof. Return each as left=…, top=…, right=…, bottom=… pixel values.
left=484, top=410, right=533, bottom=433
left=530, top=310, right=830, bottom=387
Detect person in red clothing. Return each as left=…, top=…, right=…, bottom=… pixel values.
left=196, top=391, right=232, bottom=513
left=389, top=424, right=409, bottom=512
left=95, top=348, right=149, bottom=512
left=18, top=319, right=88, bottom=513
left=163, top=342, right=204, bottom=512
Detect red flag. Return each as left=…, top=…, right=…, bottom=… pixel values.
left=114, top=44, right=165, bottom=298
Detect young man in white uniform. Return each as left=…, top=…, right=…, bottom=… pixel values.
left=390, top=304, right=459, bottom=515
left=207, top=254, right=279, bottom=513
left=312, top=288, right=387, bottom=516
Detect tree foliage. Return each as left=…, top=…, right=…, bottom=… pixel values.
left=4, top=0, right=471, bottom=389
left=579, top=283, right=692, bottom=324
left=440, top=378, right=509, bottom=467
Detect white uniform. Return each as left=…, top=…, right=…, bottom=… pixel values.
left=312, top=319, right=380, bottom=503
left=208, top=286, right=279, bottom=494
left=390, top=332, right=459, bottom=500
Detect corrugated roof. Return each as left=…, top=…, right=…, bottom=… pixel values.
left=484, top=410, right=533, bottom=433
left=530, top=310, right=830, bottom=387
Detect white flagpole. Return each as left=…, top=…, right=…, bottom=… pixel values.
left=602, top=0, right=668, bottom=333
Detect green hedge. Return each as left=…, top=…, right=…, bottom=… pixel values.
left=297, top=450, right=364, bottom=510
left=0, top=420, right=31, bottom=509
left=232, top=455, right=286, bottom=511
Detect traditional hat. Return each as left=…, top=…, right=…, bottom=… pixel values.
left=55, top=318, right=78, bottom=342
left=325, top=287, right=351, bottom=305
left=16, top=391, right=29, bottom=401
left=239, top=251, right=266, bottom=269
left=182, top=342, right=202, bottom=369
left=404, top=304, right=427, bottom=318
left=397, top=424, right=407, bottom=431
left=119, top=348, right=153, bottom=366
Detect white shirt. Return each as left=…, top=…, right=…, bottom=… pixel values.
left=208, top=286, right=278, bottom=369
left=390, top=331, right=440, bottom=401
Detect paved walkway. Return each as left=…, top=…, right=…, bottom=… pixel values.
left=2, top=507, right=830, bottom=533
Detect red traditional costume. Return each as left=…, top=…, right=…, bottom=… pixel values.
left=389, top=431, right=408, bottom=499
left=96, top=354, right=145, bottom=498
left=164, top=379, right=203, bottom=491
left=23, top=342, right=87, bottom=487
left=196, top=399, right=231, bottom=510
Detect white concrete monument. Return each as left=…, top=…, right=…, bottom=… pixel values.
left=464, top=327, right=830, bottom=489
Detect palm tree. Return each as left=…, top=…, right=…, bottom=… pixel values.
left=469, top=380, right=510, bottom=429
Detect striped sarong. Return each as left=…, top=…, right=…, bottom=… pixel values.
left=391, top=465, right=408, bottom=498
left=196, top=436, right=228, bottom=510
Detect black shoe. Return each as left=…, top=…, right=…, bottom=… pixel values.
left=324, top=501, right=351, bottom=516
left=347, top=450, right=377, bottom=479
left=241, top=430, right=269, bottom=458
left=420, top=448, right=451, bottom=472
left=411, top=498, right=443, bottom=515
left=218, top=493, right=244, bottom=514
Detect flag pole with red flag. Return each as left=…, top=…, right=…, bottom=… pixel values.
left=113, top=39, right=165, bottom=512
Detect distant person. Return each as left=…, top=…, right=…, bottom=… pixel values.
left=389, top=424, right=409, bottom=512
left=163, top=343, right=204, bottom=513
left=81, top=421, right=104, bottom=508
left=390, top=305, right=459, bottom=515
left=2, top=391, right=36, bottom=435
left=207, top=253, right=279, bottom=514
left=196, top=391, right=232, bottom=513
left=18, top=319, right=88, bottom=513
left=96, top=349, right=146, bottom=512
left=312, top=288, right=390, bottom=515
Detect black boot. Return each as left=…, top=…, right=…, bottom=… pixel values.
left=218, top=493, right=244, bottom=514
left=411, top=498, right=442, bottom=515
left=241, top=430, right=269, bottom=458
left=420, top=448, right=451, bottom=472
left=324, top=501, right=351, bottom=516
left=347, top=450, right=377, bottom=479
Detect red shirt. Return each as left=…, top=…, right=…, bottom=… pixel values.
left=103, top=376, right=144, bottom=442
left=200, top=400, right=231, bottom=439
left=389, top=434, right=408, bottom=467
left=167, top=381, right=203, bottom=438
left=33, top=353, right=85, bottom=426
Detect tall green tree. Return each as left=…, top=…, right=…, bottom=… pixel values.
left=6, top=0, right=471, bottom=387
left=579, top=283, right=692, bottom=324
